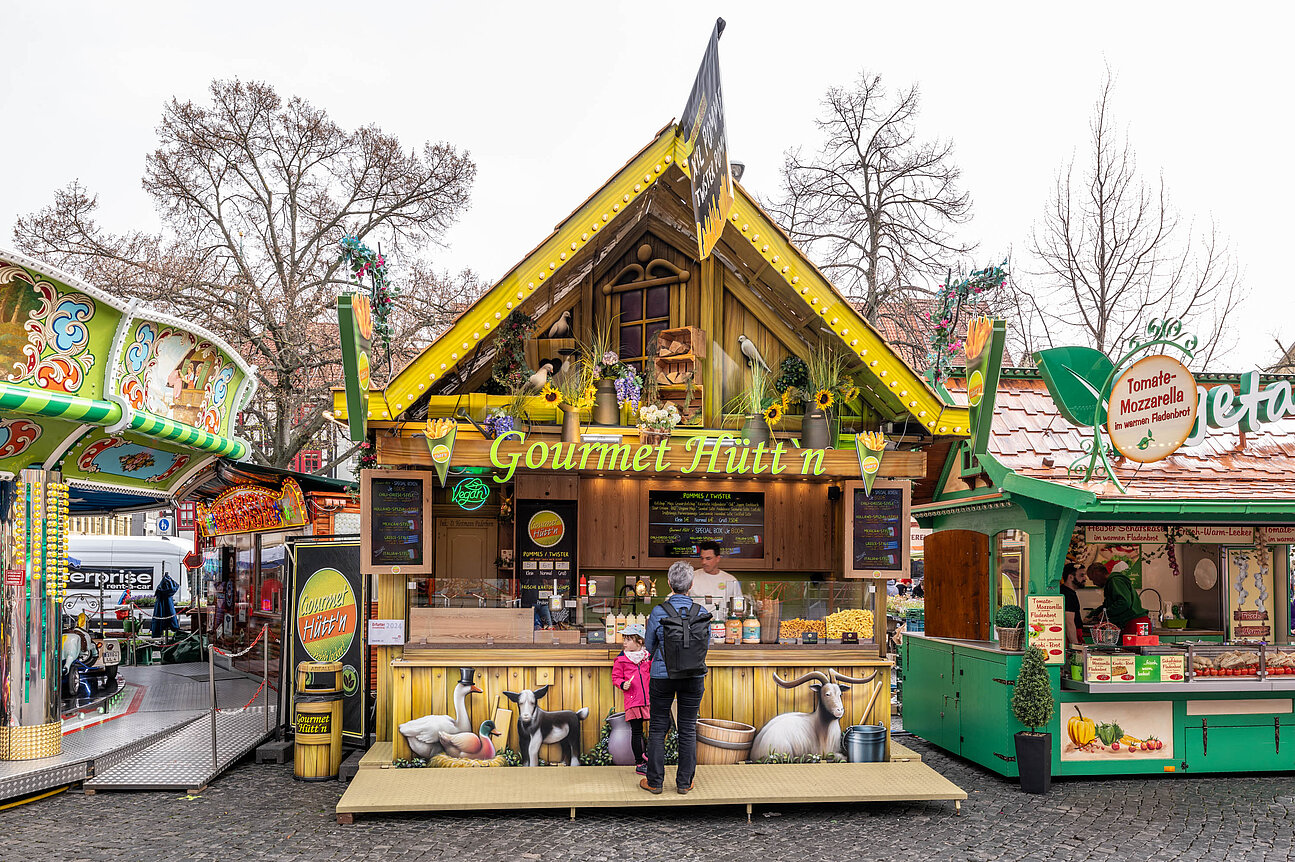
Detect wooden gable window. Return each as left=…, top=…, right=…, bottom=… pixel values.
left=617, top=284, right=671, bottom=374
left=604, top=241, right=691, bottom=374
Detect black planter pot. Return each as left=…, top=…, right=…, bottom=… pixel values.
left=1014, top=731, right=1052, bottom=794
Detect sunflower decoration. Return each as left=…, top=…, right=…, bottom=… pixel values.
left=763, top=402, right=784, bottom=424
left=841, top=384, right=859, bottom=404
left=541, top=383, right=563, bottom=406
left=781, top=388, right=795, bottom=409
left=814, top=389, right=834, bottom=410
left=574, top=384, right=597, bottom=410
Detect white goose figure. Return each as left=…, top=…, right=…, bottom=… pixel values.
left=397, top=667, right=481, bottom=758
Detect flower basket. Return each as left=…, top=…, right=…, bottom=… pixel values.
left=640, top=429, right=670, bottom=445
left=996, top=624, right=1026, bottom=651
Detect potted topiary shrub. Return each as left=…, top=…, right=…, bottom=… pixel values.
left=994, top=604, right=1026, bottom=651
left=1011, top=645, right=1056, bottom=794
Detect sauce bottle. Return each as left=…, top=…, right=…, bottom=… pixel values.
left=615, top=611, right=627, bottom=643
left=725, top=601, right=742, bottom=645
left=605, top=614, right=616, bottom=643
left=742, top=605, right=761, bottom=644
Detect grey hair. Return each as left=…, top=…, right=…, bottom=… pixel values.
left=667, top=561, right=694, bottom=594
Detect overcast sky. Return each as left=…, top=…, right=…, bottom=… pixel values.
left=3, top=2, right=1290, bottom=370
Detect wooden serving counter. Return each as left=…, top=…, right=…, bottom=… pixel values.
left=388, top=644, right=892, bottom=762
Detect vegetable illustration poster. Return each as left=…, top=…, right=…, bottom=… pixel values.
left=1061, top=701, right=1172, bottom=762
left=1026, top=595, right=1064, bottom=664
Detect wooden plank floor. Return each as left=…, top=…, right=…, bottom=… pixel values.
left=336, top=761, right=964, bottom=820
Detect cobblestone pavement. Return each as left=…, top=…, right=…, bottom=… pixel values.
left=7, top=732, right=1294, bottom=862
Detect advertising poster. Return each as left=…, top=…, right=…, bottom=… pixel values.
left=1027, top=595, right=1065, bottom=664
left=516, top=499, right=577, bottom=608
left=290, top=540, right=366, bottom=740
left=1061, top=701, right=1173, bottom=762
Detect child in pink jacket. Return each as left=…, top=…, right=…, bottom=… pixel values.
left=612, top=623, right=651, bottom=774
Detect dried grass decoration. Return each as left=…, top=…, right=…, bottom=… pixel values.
left=430, top=753, right=509, bottom=768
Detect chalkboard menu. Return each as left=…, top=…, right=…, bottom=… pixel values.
left=362, top=470, right=433, bottom=574
left=847, top=481, right=909, bottom=577
left=648, top=490, right=765, bottom=559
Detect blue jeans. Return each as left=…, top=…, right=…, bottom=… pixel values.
left=646, top=676, right=705, bottom=789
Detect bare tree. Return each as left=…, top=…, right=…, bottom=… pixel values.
left=765, top=71, right=975, bottom=340
left=14, top=79, right=482, bottom=468
left=1028, top=71, right=1245, bottom=367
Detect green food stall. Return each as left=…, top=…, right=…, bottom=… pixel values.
left=905, top=321, right=1295, bottom=777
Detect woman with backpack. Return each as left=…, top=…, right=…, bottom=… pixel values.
left=641, top=561, right=712, bottom=796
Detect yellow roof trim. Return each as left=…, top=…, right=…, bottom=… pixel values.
left=344, top=126, right=679, bottom=422
left=716, top=182, right=970, bottom=437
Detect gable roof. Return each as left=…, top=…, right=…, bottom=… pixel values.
left=947, top=371, right=1295, bottom=504
left=336, top=124, right=970, bottom=436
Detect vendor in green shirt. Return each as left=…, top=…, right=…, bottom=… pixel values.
left=1085, top=562, right=1151, bottom=635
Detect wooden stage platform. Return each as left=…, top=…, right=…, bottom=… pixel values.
left=336, top=742, right=961, bottom=822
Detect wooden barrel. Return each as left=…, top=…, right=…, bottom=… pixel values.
left=294, top=693, right=343, bottom=780
left=695, top=718, right=755, bottom=764
left=296, top=660, right=343, bottom=694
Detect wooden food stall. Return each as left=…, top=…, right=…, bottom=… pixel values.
left=328, top=115, right=971, bottom=817
left=908, top=334, right=1295, bottom=779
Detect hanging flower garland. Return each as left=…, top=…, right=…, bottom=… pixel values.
left=925, top=259, right=1009, bottom=384
left=339, top=235, right=397, bottom=348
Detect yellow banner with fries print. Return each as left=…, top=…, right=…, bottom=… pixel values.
left=855, top=430, right=886, bottom=496
left=424, top=418, right=458, bottom=487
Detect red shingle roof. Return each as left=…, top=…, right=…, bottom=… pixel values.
left=949, top=375, right=1295, bottom=501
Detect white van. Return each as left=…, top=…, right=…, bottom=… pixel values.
left=65, top=535, right=194, bottom=622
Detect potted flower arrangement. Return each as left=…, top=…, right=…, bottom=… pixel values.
left=637, top=402, right=681, bottom=444
left=726, top=361, right=776, bottom=445
left=482, top=385, right=530, bottom=438
left=584, top=316, right=643, bottom=425
left=1011, top=645, right=1056, bottom=794
left=799, top=346, right=858, bottom=450
left=774, top=356, right=809, bottom=413
left=541, top=364, right=597, bottom=443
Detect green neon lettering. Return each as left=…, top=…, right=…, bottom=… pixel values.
left=525, top=442, right=550, bottom=468
left=769, top=441, right=788, bottom=474
left=707, top=434, right=732, bottom=472
left=726, top=440, right=751, bottom=474
left=490, top=430, right=525, bottom=483
left=552, top=442, right=577, bottom=470
left=632, top=444, right=653, bottom=471
left=681, top=436, right=708, bottom=474
left=577, top=443, right=599, bottom=469
left=751, top=441, right=769, bottom=474
left=653, top=440, right=671, bottom=471
left=800, top=448, right=825, bottom=476
left=594, top=443, right=633, bottom=470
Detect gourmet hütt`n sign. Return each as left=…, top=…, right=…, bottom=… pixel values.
left=487, top=430, right=830, bottom=483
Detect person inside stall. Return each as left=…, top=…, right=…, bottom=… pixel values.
left=1060, top=562, right=1088, bottom=646
left=690, top=541, right=743, bottom=614
left=1086, top=561, right=1150, bottom=635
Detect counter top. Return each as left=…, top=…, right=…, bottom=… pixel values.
left=1151, top=628, right=1224, bottom=637
left=395, top=643, right=892, bottom=668
left=902, top=633, right=1018, bottom=654
left=1064, top=678, right=1295, bottom=695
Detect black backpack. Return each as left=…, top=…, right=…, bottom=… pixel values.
left=659, top=600, right=712, bottom=679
